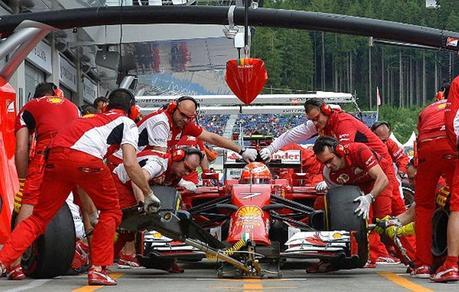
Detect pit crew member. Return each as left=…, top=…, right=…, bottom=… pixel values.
left=10, top=83, right=79, bottom=280
left=173, top=135, right=210, bottom=192
left=112, top=147, right=203, bottom=267
left=312, top=136, right=412, bottom=266
left=0, top=89, right=159, bottom=286
left=405, top=94, right=456, bottom=279
left=260, top=98, right=406, bottom=217
left=371, top=121, right=409, bottom=179
left=437, top=75, right=459, bottom=283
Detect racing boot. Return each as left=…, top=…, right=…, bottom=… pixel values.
left=306, top=261, right=338, bottom=273
left=0, top=262, right=6, bottom=277
left=88, top=266, right=117, bottom=286
left=430, top=261, right=459, bottom=283
left=118, top=253, right=141, bottom=269
left=6, top=264, right=26, bottom=280
left=167, top=260, right=184, bottom=273
left=410, top=265, right=432, bottom=279
left=71, top=239, right=90, bottom=273
left=376, top=255, right=401, bottom=265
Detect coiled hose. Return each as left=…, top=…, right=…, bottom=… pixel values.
left=207, top=238, right=246, bottom=261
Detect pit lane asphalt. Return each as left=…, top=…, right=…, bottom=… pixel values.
left=0, top=262, right=457, bottom=292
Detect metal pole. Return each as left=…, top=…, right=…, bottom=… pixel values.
left=369, top=43, right=372, bottom=109
left=321, top=32, right=325, bottom=90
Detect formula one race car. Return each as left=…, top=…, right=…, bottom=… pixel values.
left=127, top=137, right=369, bottom=278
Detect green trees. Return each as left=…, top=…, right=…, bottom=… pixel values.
left=251, top=0, right=459, bottom=108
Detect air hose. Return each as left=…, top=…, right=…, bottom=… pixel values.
left=207, top=238, right=246, bottom=261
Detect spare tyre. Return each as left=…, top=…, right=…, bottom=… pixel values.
left=325, top=185, right=368, bottom=269
left=22, top=203, right=76, bottom=278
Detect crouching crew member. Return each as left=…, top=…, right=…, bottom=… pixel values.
left=112, top=147, right=203, bottom=272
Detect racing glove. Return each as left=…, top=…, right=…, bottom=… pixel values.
left=178, top=179, right=197, bottom=192
left=315, top=181, right=328, bottom=192
left=354, top=193, right=375, bottom=220
left=259, top=148, right=272, bottom=162
left=240, top=148, right=258, bottom=162
left=13, top=178, right=26, bottom=214
left=88, top=211, right=99, bottom=227
left=374, top=215, right=402, bottom=234
left=385, top=222, right=415, bottom=239
left=144, top=191, right=161, bottom=214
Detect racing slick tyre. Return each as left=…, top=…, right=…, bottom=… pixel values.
left=325, top=185, right=368, bottom=269
left=22, top=203, right=76, bottom=278
left=432, top=207, right=448, bottom=257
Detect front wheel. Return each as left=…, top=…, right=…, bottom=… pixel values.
left=325, top=185, right=368, bottom=269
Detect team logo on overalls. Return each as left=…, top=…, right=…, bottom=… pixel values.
left=46, top=97, right=64, bottom=104
left=336, top=173, right=350, bottom=184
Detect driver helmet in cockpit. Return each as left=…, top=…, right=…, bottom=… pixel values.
left=240, top=162, right=272, bottom=184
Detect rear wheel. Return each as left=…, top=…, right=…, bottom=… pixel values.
left=22, top=203, right=76, bottom=278
left=325, top=185, right=368, bottom=269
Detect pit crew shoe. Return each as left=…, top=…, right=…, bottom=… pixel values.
left=364, top=261, right=376, bottom=269
left=88, top=266, right=117, bottom=286
left=410, top=265, right=432, bottom=279
left=430, top=264, right=459, bottom=283
left=168, top=262, right=184, bottom=273
left=0, top=262, right=6, bottom=277
left=6, top=265, right=26, bottom=280
left=306, top=261, right=338, bottom=273
left=118, top=253, right=141, bottom=269
left=71, top=240, right=89, bottom=272
left=376, top=256, right=401, bottom=265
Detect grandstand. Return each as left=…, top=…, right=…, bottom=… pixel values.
left=198, top=114, right=230, bottom=136
left=234, top=114, right=306, bottom=137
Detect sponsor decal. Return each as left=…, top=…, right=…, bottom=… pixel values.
left=7, top=101, right=15, bottom=113
left=240, top=192, right=262, bottom=199
left=446, top=37, right=458, bottom=47
left=336, top=173, right=350, bottom=184
left=236, top=206, right=263, bottom=229
left=332, top=232, right=343, bottom=239
left=272, top=150, right=301, bottom=163
left=46, top=97, right=64, bottom=104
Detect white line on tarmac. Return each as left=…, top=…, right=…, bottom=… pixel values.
left=4, top=279, right=51, bottom=292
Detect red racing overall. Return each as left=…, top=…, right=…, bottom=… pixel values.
left=324, top=142, right=396, bottom=262
left=0, top=109, right=137, bottom=267
left=415, top=99, right=456, bottom=267
left=445, top=76, right=459, bottom=213
left=14, top=96, right=79, bottom=207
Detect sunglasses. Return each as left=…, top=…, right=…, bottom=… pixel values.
left=176, top=107, right=196, bottom=120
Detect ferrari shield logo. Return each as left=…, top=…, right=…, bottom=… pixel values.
left=46, top=97, right=64, bottom=104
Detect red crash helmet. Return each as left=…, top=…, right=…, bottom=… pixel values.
left=240, top=162, right=272, bottom=184
left=435, top=90, right=444, bottom=101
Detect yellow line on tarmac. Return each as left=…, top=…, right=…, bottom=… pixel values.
left=243, top=279, right=263, bottom=291
left=72, top=272, right=123, bottom=292
left=378, top=272, right=433, bottom=292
